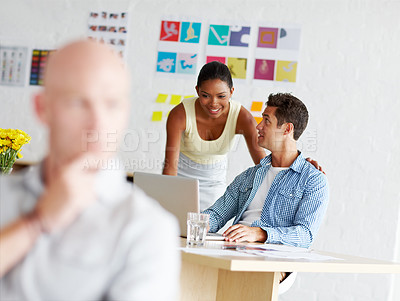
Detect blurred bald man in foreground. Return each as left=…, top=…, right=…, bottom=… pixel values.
left=0, top=40, right=180, bottom=301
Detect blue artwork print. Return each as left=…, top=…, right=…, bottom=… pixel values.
left=177, top=53, right=197, bottom=74
left=180, top=22, right=201, bottom=44
left=157, top=52, right=177, bottom=73
left=229, top=26, right=250, bottom=47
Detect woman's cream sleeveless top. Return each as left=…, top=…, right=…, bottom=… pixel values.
left=180, top=97, right=241, bottom=164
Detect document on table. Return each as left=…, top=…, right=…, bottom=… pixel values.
left=180, top=241, right=342, bottom=261
left=180, top=247, right=260, bottom=257
left=236, top=244, right=343, bottom=261
left=180, top=243, right=341, bottom=260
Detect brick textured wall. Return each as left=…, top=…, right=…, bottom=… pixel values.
left=1, top=1, right=399, bottom=300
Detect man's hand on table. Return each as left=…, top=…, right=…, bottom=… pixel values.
left=223, top=224, right=267, bottom=243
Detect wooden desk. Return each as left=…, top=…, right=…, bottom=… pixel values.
left=11, top=160, right=38, bottom=173
left=11, top=161, right=136, bottom=183
left=179, top=238, right=400, bottom=301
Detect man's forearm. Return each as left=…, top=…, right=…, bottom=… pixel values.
left=0, top=212, right=42, bottom=277
left=259, top=224, right=312, bottom=248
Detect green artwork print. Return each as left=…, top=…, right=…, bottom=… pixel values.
left=208, top=25, right=229, bottom=46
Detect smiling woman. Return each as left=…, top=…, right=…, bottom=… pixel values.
left=162, top=61, right=266, bottom=210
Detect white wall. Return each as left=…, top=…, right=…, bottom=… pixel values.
left=1, top=0, right=399, bottom=300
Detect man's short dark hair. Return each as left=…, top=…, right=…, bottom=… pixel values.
left=266, top=93, right=308, bottom=140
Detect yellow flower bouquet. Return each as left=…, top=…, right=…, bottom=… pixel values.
left=0, top=129, right=31, bottom=174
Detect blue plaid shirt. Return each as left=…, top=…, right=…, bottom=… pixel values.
left=203, top=152, right=329, bottom=248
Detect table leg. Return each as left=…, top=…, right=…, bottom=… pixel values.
left=180, top=260, right=280, bottom=301
left=216, top=270, right=280, bottom=301
left=180, top=260, right=218, bottom=301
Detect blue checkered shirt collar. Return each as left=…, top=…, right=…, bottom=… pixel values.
left=260, top=151, right=306, bottom=174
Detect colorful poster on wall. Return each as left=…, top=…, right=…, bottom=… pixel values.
left=87, top=11, right=128, bottom=59
left=0, top=46, right=28, bottom=87
left=29, top=49, right=55, bottom=86
left=206, top=24, right=251, bottom=82
left=156, top=19, right=202, bottom=77
left=253, top=26, right=301, bottom=85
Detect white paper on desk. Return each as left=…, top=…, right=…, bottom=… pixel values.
left=245, top=243, right=310, bottom=253
left=180, top=247, right=260, bottom=258
left=238, top=249, right=342, bottom=261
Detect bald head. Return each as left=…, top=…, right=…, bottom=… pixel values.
left=44, top=40, right=129, bottom=93
left=35, top=39, right=131, bottom=165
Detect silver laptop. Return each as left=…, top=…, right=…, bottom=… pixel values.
left=133, top=172, right=223, bottom=240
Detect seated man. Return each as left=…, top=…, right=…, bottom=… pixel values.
left=203, top=93, right=329, bottom=249
left=0, top=40, right=180, bottom=300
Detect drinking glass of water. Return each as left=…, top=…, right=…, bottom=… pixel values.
left=187, top=212, right=209, bottom=247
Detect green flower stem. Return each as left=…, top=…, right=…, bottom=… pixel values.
left=0, top=148, right=18, bottom=174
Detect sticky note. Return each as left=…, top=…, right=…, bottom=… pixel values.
left=254, top=117, right=262, bottom=124
left=184, top=95, right=196, bottom=99
left=251, top=101, right=263, bottom=112
left=151, top=111, right=163, bottom=121
left=156, top=94, right=168, bottom=103
left=170, top=94, right=182, bottom=105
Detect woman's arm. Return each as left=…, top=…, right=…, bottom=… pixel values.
left=162, top=104, right=186, bottom=175
left=236, top=106, right=266, bottom=165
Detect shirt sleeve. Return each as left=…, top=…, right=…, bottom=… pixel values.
left=202, top=169, right=248, bottom=233
left=105, top=201, right=181, bottom=301
left=252, top=172, right=329, bottom=248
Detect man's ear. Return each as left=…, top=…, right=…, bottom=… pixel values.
left=33, top=93, right=49, bottom=126
left=284, top=123, right=294, bottom=136
left=195, top=85, right=199, bottom=96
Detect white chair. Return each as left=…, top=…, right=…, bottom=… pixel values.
left=279, top=272, right=297, bottom=295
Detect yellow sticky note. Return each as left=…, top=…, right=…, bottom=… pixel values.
left=254, top=117, right=262, bottom=124
left=151, top=111, right=163, bottom=121
left=184, top=95, right=195, bottom=99
left=251, top=101, right=263, bottom=112
left=170, top=94, right=182, bottom=105
left=275, top=61, right=297, bottom=83
left=156, top=94, right=168, bottom=103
